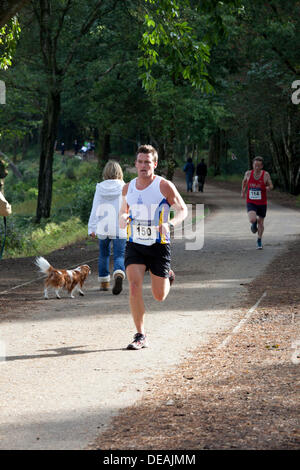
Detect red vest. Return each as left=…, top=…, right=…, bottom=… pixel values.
left=246, top=170, right=267, bottom=205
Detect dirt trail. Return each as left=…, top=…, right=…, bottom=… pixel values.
left=91, top=237, right=300, bottom=450
left=0, top=176, right=300, bottom=450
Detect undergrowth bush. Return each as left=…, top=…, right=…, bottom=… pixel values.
left=2, top=215, right=87, bottom=258
left=4, top=216, right=34, bottom=254
left=212, top=174, right=242, bottom=183
left=1, top=151, right=103, bottom=258
left=1, top=151, right=152, bottom=259
left=72, top=181, right=97, bottom=224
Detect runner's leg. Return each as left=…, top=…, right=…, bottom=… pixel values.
left=247, top=210, right=257, bottom=225
left=257, top=216, right=264, bottom=239
left=126, top=264, right=146, bottom=334
left=150, top=271, right=171, bottom=302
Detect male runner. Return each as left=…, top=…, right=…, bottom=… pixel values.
left=241, top=156, right=273, bottom=249
left=119, top=145, right=188, bottom=350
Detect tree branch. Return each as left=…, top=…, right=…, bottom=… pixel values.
left=0, top=0, right=30, bottom=28
left=97, top=61, right=119, bottom=80
left=261, top=32, right=297, bottom=75
left=62, top=0, right=120, bottom=76
left=53, top=0, right=72, bottom=52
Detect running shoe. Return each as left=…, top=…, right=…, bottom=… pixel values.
left=251, top=220, right=258, bottom=234
left=112, top=275, right=123, bottom=295
left=257, top=238, right=263, bottom=250
left=169, top=269, right=175, bottom=286
left=127, top=333, right=149, bottom=350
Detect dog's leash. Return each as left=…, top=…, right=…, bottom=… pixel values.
left=0, top=216, right=7, bottom=260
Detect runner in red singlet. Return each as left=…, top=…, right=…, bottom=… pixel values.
left=241, top=156, right=273, bottom=249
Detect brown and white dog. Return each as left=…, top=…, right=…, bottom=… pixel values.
left=35, top=256, right=91, bottom=299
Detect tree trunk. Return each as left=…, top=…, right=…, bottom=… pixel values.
left=267, top=101, right=300, bottom=195
left=268, top=114, right=291, bottom=193
left=13, top=138, right=18, bottom=163
left=22, top=134, right=29, bottom=159
left=101, top=133, right=111, bottom=162
left=195, top=144, right=199, bottom=166
left=158, top=142, right=166, bottom=162
left=184, top=144, right=189, bottom=161
left=208, top=129, right=221, bottom=176
left=0, top=0, right=30, bottom=28
left=93, top=127, right=99, bottom=159
left=0, top=150, right=23, bottom=179
left=247, top=131, right=255, bottom=170
left=191, top=143, right=196, bottom=161
left=281, top=104, right=300, bottom=195
left=36, top=89, right=61, bottom=222
left=33, top=0, right=110, bottom=222
left=166, top=127, right=176, bottom=181
left=220, top=130, right=228, bottom=172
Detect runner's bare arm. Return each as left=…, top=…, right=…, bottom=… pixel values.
left=241, top=171, right=250, bottom=198
left=264, top=172, right=274, bottom=191
left=160, top=179, right=188, bottom=228
left=119, top=183, right=129, bottom=229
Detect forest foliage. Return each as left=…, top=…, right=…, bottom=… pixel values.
left=0, top=0, right=300, bottom=227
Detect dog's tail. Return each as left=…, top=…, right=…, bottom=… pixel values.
left=35, top=256, right=51, bottom=274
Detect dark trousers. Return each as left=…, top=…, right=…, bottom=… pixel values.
left=186, top=174, right=193, bottom=192
left=198, top=175, right=206, bottom=192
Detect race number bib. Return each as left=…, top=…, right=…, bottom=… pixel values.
left=249, top=188, right=262, bottom=200
left=132, top=223, right=157, bottom=245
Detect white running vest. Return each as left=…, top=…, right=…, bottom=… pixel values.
left=126, top=176, right=170, bottom=245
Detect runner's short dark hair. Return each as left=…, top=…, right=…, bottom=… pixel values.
left=253, top=156, right=264, bottom=165
left=136, top=145, right=158, bottom=163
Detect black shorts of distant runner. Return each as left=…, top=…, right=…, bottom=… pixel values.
left=247, top=203, right=267, bottom=218
left=125, top=241, right=171, bottom=278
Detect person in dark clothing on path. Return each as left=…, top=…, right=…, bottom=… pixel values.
left=74, top=140, right=80, bottom=155
left=183, top=157, right=195, bottom=192
left=196, top=159, right=207, bottom=192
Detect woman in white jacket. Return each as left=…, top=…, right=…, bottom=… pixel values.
left=88, top=161, right=127, bottom=294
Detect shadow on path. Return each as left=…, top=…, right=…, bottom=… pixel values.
left=0, top=345, right=126, bottom=362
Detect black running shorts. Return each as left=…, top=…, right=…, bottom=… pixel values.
left=125, top=241, right=171, bottom=278
left=247, top=203, right=267, bottom=218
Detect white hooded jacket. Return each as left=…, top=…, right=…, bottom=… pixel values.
left=88, top=179, right=126, bottom=239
